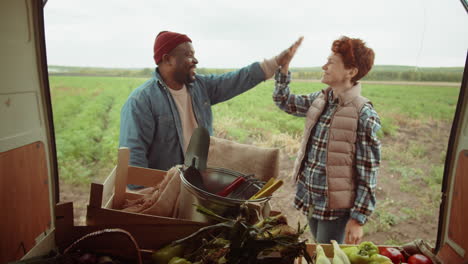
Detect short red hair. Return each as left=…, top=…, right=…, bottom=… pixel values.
left=331, top=36, right=375, bottom=83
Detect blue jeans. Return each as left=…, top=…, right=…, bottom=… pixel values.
left=308, top=214, right=350, bottom=244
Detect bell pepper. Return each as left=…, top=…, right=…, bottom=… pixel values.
left=152, top=244, right=184, bottom=264
left=358, top=241, right=379, bottom=257
left=349, top=253, right=371, bottom=264
left=369, top=254, right=393, bottom=264
left=343, top=246, right=359, bottom=259
left=345, top=241, right=381, bottom=264
left=168, top=257, right=192, bottom=264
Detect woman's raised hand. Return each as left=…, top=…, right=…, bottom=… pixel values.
left=276, top=36, right=304, bottom=74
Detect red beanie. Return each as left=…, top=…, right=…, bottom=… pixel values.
left=153, top=31, right=192, bottom=64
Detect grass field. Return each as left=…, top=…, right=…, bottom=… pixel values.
left=50, top=75, right=460, bottom=245
left=212, top=81, right=458, bottom=142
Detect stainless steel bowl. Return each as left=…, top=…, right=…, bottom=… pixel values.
left=177, top=167, right=271, bottom=223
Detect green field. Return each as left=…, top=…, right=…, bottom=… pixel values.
left=50, top=76, right=459, bottom=184
left=213, top=81, right=459, bottom=142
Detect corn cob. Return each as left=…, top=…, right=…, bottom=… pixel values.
left=315, top=244, right=332, bottom=264
left=331, top=240, right=351, bottom=264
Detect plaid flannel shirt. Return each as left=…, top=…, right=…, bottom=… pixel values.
left=273, top=71, right=381, bottom=224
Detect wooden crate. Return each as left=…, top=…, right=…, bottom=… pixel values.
left=86, top=147, right=207, bottom=227
left=53, top=203, right=442, bottom=264
left=87, top=140, right=281, bottom=226
left=59, top=202, right=309, bottom=264
left=55, top=202, right=206, bottom=263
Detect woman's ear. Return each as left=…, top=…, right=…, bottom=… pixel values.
left=349, top=67, right=358, bottom=79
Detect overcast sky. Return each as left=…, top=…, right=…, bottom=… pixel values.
left=44, top=0, right=468, bottom=69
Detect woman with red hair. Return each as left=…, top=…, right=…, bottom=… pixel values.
left=273, top=36, right=381, bottom=244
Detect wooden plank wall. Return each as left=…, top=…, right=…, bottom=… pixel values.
left=0, top=142, right=51, bottom=263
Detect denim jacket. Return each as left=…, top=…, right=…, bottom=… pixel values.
left=119, top=62, right=265, bottom=171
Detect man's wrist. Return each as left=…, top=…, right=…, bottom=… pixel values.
left=260, top=57, right=279, bottom=80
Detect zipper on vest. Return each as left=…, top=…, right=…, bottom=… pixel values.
left=325, top=105, right=340, bottom=210
left=294, top=95, right=325, bottom=182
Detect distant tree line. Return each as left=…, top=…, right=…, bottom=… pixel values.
left=48, top=65, right=463, bottom=82
left=363, top=70, right=462, bottom=82
left=49, top=66, right=153, bottom=78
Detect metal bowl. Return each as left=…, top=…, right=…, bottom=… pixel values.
left=177, top=167, right=271, bottom=222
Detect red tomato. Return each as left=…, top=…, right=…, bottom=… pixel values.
left=407, top=254, right=433, bottom=264
left=380, top=247, right=405, bottom=264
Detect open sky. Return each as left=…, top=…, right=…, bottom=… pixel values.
left=44, top=0, right=468, bottom=69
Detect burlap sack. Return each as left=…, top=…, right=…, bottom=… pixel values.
left=207, top=136, right=280, bottom=182
left=121, top=166, right=181, bottom=217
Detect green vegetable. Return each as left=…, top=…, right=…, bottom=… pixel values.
left=166, top=205, right=313, bottom=264
left=348, top=253, right=371, bottom=264
left=345, top=242, right=384, bottom=264
left=368, top=254, right=392, bottom=264
left=168, top=257, right=192, bottom=264
left=358, top=242, right=379, bottom=257
left=342, top=246, right=359, bottom=259
left=152, top=244, right=184, bottom=264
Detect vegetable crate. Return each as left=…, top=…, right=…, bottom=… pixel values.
left=298, top=242, right=439, bottom=264
left=55, top=202, right=204, bottom=263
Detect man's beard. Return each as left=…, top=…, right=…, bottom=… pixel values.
left=185, top=73, right=195, bottom=84
left=174, top=67, right=195, bottom=85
